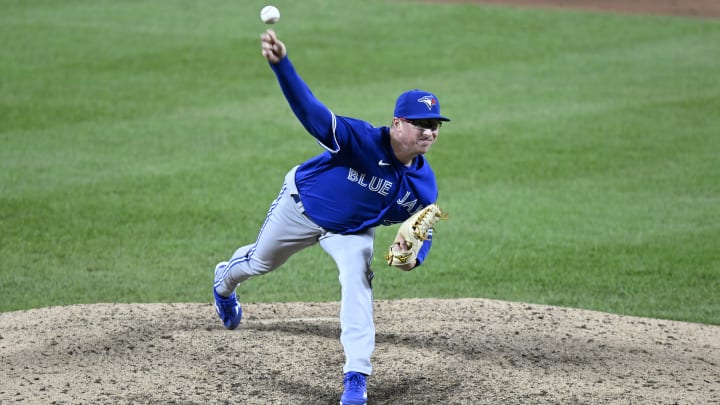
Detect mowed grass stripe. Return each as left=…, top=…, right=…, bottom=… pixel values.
left=1, top=1, right=718, bottom=323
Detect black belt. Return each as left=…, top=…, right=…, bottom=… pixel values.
left=291, top=193, right=307, bottom=216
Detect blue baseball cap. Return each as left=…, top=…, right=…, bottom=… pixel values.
left=394, top=89, right=450, bottom=122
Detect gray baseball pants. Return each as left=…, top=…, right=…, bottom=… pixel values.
left=214, top=167, right=376, bottom=375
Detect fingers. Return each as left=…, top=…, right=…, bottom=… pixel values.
left=260, top=29, right=277, bottom=44
left=260, top=29, right=286, bottom=64
left=393, top=241, right=410, bottom=251
left=393, top=235, right=411, bottom=251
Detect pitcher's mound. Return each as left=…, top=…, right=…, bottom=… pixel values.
left=1, top=298, right=718, bottom=404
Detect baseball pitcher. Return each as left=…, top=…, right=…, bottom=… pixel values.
left=212, top=29, right=450, bottom=405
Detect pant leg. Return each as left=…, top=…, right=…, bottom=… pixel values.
left=215, top=184, right=324, bottom=296
left=319, top=229, right=376, bottom=376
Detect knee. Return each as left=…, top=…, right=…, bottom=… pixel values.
left=337, top=259, right=373, bottom=289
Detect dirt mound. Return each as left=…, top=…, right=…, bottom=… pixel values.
left=1, top=299, right=718, bottom=404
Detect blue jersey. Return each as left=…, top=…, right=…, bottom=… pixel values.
left=271, top=57, right=439, bottom=263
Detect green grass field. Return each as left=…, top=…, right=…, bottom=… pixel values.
left=1, top=0, right=718, bottom=324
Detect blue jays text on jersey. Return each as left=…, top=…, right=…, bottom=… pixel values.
left=270, top=57, right=439, bottom=265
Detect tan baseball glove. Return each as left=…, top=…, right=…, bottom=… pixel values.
left=385, top=203, right=447, bottom=268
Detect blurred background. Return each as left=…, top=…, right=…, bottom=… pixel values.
left=1, top=0, right=718, bottom=324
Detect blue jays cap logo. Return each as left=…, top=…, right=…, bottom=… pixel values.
left=394, top=89, right=450, bottom=121
left=418, top=95, right=438, bottom=110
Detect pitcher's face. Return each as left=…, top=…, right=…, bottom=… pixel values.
left=395, top=118, right=440, bottom=154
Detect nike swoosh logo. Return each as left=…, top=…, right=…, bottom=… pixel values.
left=378, top=160, right=391, bottom=166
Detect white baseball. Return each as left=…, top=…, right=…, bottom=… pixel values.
left=260, top=5, right=280, bottom=24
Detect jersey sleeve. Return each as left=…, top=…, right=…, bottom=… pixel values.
left=414, top=230, right=434, bottom=267
left=270, top=57, right=340, bottom=153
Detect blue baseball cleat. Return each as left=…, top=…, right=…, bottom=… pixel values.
left=340, top=372, right=367, bottom=405
left=213, top=289, right=242, bottom=330
left=213, top=262, right=242, bottom=330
